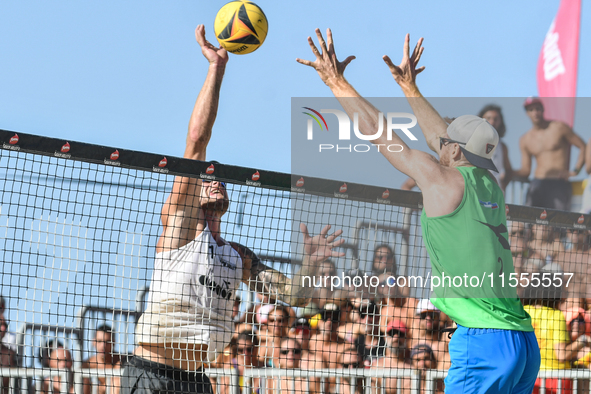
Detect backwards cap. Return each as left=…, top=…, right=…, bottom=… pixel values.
left=447, top=115, right=499, bottom=173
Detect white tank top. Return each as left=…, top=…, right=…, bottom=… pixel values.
left=136, top=225, right=243, bottom=361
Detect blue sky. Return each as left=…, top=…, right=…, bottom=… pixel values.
left=0, top=1, right=589, bottom=188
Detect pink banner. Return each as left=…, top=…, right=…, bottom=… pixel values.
left=536, top=0, right=581, bottom=127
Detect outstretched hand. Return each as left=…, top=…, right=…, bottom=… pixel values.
left=383, top=34, right=425, bottom=91
left=195, top=25, right=228, bottom=67
left=300, top=223, right=345, bottom=263
left=296, top=28, right=355, bottom=87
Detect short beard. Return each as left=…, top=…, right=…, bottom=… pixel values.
left=201, top=198, right=229, bottom=215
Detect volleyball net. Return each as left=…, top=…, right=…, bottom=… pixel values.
left=0, top=128, right=589, bottom=394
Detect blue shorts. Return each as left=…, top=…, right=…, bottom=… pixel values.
left=445, top=325, right=541, bottom=394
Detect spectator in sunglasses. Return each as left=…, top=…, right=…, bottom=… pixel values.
left=409, top=299, right=448, bottom=370
left=213, top=330, right=261, bottom=394
left=271, top=338, right=320, bottom=394
left=257, top=305, right=292, bottom=367
left=311, top=303, right=348, bottom=370
left=371, top=320, right=412, bottom=394
left=337, top=348, right=364, bottom=394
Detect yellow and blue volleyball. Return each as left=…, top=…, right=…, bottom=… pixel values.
left=214, top=1, right=268, bottom=55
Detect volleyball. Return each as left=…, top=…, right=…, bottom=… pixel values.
left=214, top=1, right=268, bottom=55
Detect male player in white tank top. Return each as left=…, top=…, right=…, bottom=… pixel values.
left=120, top=25, right=344, bottom=394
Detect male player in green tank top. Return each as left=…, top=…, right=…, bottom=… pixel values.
left=298, top=29, right=541, bottom=393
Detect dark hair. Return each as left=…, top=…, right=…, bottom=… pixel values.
left=236, top=330, right=259, bottom=347
left=477, top=104, right=507, bottom=138
left=95, top=324, right=113, bottom=335
left=359, top=301, right=379, bottom=318
left=38, top=339, right=65, bottom=368
left=372, top=244, right=397, bottom=275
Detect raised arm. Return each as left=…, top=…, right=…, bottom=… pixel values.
left=383, top=34, right=449, bottom=154
left=296, top=29, right=444, bottom=191
left=237, top=224, right=345, bottom=307
left=157, top=25, right=229, bottom=253
left=563, top=125, right=586, bottom=177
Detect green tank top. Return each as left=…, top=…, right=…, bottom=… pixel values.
left=420, top=166, right=533, bottom=331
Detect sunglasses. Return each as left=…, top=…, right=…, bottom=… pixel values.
left=280, top=348, right=302, bottom=355
left=202, top=180, right=227, bottom=188
left=388, top=329, right=405, bottom=338
left=321, top=311, right=341, bottom=322
left=237, top=346, right=254, bottom=354
left=342, top=363, right=361, bottom=368
left=420, top=312, right=439, bottom=320
left=439, top=137, right=466, bottom=150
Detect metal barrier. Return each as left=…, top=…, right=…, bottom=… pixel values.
left=2, top=367, right=591, bottom=394
left=74, top=306, right=141, bottom=361
left=242, top=368, right=420, bottom=394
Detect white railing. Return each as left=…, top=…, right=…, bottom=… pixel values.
left=2, top=367, right=591, bottom=394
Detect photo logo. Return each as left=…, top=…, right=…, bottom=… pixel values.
left=303, top=107, right=418, bottom=154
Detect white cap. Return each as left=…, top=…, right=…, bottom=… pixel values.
left=415, top=299, right=440, bottom=316
left=447, top=115, right=500, bottom=172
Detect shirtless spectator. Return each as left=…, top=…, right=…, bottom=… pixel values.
left=557, top=229, right=591, bottom=310
left=257, top=305, right=291, bottom=367
left=371, top=320, right=412, bottom=394
left=337, top=347, right=364, bottom=394
left=310, top=303, right=347, bottom=369
left=272, top=338, right=320, bottom=394
left=409, top=300, right=448, bottom=370
left=213, top=330, right=261, bottom=394
left=0, top=315, right=15, bottom=394
left=289, top=318, right=324, bottom=370
left=42, top=345, right=91, bottom=394
left=411, top=344, right=443, bottom=394
left=83, top=325, right=121, bottom=394
left=509, top=222, right=533, bottom=275
left=529, top=224, right=566, bottom=264
left=515, top=97, right=586, bottom=211
left=359, top=301, right=387, bottom=363
left=376, top=272, right=417, bottom=337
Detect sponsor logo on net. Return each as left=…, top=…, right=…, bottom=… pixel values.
left=246, top=171, right=261, bottom=187
left=334, top=183, right=348, bottom=199
left=291, top=177, right=305, bottom=193
left=536, top=210, right=549, bottom=225
left=55, top=142, right=72, bottom=159
left=303, top=107, right=418, bottom=153
left=377, top=189, right=391, bottom=204
left=153, top=157, right=169, bottom=173
left=104, top=150, right=121, bottom=166
left=3, top=134, right=20, bottom=151
left=574, top=214, right=587, bottom=230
